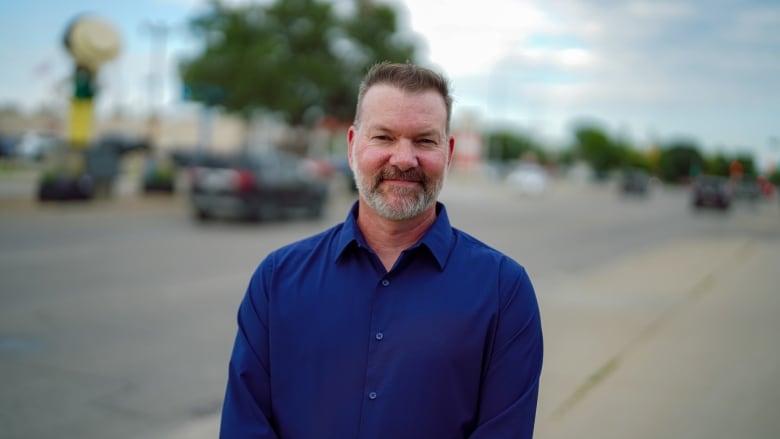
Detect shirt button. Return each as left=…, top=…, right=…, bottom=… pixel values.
left=381, top=279, right=390, bottom=287
left=368, top=391, right=377, bottom=400
left=375, top=332, right=384, bottom=341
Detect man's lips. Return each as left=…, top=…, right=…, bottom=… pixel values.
left=376, top=168, right=426, bottom=189
left=381, top=178, right=422, bottom=186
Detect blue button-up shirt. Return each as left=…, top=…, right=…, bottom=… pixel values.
left=221, top=202, right=543, bottom=438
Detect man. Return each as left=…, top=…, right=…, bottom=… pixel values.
left=220, top=62, right=543, bottom=438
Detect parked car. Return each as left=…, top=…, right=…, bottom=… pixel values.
left=0, top=133, right=19, bottom=158
left=692, top=175, right=733, bottom=210
left=506, top=162, right=548, bottom=195
left=15, top=131, right=62, bottom=161
left=188, top=150, right=329, bottom=221
left=619, top=168, right=651, bottom=196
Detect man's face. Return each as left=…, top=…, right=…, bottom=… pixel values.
left=348, top=84, right=454, bottom=221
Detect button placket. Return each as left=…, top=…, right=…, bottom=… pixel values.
left=363, top=274, right=390, bottom=411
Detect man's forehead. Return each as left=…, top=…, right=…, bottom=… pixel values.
left=361, top=86, right=447, bottom=127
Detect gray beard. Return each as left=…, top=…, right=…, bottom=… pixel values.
left=352, top=165, right=445, bottom=220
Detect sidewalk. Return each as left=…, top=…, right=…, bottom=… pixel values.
left=534, top=214, right=780, bottom=438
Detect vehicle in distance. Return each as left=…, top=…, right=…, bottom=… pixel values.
left=506, top=162, right=549, bottom=195
left=188, top=149, right=329, bottom=222
left=619, top=168, right=651, bottom=196
left=731, top=177, right=762, bottom=204
left=692, top=175, right=733, bottom=210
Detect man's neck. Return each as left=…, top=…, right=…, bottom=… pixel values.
left=356, top=200, right=437, bottom=271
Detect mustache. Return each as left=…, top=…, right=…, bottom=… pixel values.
left=377, top=167, right=426, bottom=183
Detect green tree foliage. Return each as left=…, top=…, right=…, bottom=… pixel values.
left=705, top=153, right=756, bottom=177
left=572, top=124, right=623, bottom=179
left=179, top=0, right=417, bottom=127
left=733, top=154, right=756, bottom=177
left=333, top=1, right=416, bottom=121
left=613, top=136, right=651, bottom=172
left=768, top=169, right=780, bottom=187
left=485, top=130, right=541, bottom=163
left=657, top=140, right=705, bottom=183
left=559, top=121, right=763, bottom=184
left=620, top=147, right=651, bottom=171
left=706, top=153, right=730, bottom=176
left=487, top=130, right=531, bottom=162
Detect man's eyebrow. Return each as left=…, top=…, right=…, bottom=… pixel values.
left=366, top=125, right=446, bottom=142
left=367, top=126, right=442, bottom=140
left=414, top=130, right=441, bottom=138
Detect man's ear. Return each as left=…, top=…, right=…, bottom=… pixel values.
left=347, top=126, right=356, bottom=170
left=447, top=135, right=455, bottom=167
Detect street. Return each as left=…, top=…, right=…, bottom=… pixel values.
left=1, top=172, right=779, bottom=438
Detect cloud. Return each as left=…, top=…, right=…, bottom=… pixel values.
left=403, top=0, right=558, bottom=76
left=433, top=0, right=779, bottom=149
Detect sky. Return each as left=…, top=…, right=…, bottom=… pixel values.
left=1, top=0, right=779, bottom=167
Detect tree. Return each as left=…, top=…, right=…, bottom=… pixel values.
left=732, top=154, right=756, bottom=177
left=572, top=123, right=622, bottom=179
left=768, top=169, right=780, bottom=187
left=485, top=130, right=539, bottom=163
left=706, top=153, right=730, bottom=176
left=704, top=152, right=756, bottom=178
left=657, top=140, right=704, bottom=183
left=179, top=0, right=418, bottom=134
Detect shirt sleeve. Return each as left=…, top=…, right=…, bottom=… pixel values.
left=220, top=257, right=280, bottom=438
left=470, top=264, right=544, bottom=439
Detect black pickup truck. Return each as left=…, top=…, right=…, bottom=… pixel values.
left=187, top=149, right=329, bottom=222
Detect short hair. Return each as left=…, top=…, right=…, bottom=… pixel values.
left=354, top=61, right=453, bottom=133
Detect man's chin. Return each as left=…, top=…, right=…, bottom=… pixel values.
left=376, top=195, right=432, bottom=219
left=378, top=182, right=424, bottom=198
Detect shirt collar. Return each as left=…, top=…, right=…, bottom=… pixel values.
left=334, top=201, right=453, bottom=270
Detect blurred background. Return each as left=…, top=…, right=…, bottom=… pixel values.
left=1, top=1, right=779, bottom=438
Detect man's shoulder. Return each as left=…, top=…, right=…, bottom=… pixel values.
left=451, top=227, right=527, bottom=274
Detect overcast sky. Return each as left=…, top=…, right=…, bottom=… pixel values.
left=1, top=0, right=778, bottom=166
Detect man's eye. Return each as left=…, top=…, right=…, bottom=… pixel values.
left=373, top=136, right=391, bottom=141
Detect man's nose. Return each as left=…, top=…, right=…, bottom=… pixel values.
left=388, top=139, right=418, bottom=170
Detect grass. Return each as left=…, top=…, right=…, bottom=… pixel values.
left=0, top=160, right=40, bottom=176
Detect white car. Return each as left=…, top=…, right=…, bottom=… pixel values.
left=506, top=163, right=548, bottom=195
left=15, top=131, right=61, bottom=161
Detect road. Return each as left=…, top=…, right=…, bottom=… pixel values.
left=1, top=172, right=778, bottom=438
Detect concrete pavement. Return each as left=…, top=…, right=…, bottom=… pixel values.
left=534, top=207, right=780, bottom=438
